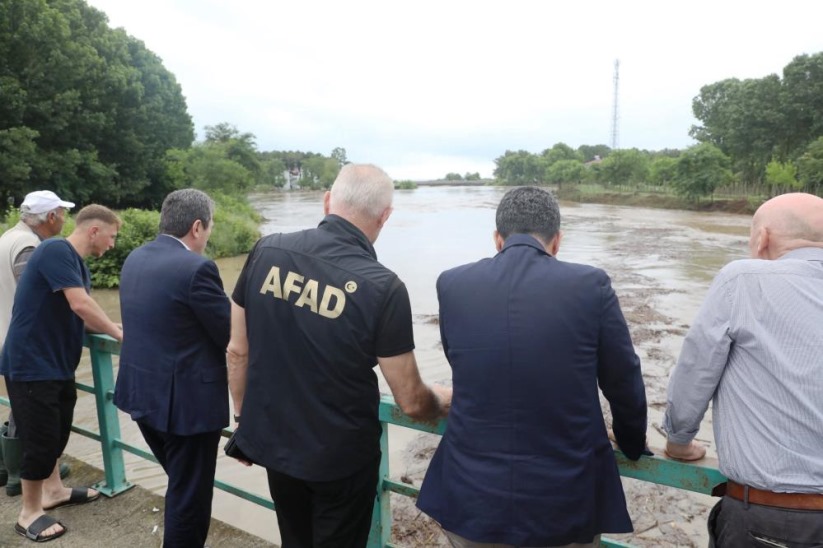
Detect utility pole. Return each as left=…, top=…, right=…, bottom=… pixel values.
left=611, top=59, right=620, bottom=151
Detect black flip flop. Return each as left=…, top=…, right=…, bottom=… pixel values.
left=43, top=486, right=101, bottom=510
left=14, top=514, right=67, bottom=543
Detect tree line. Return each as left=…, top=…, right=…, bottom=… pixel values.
left=493, top=52, right=823, bottom=200
left=4, top=0, right=823, bottom=211
left=0, top=0, right=345, bottom=211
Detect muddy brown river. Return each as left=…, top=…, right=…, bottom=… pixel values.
left=62, top=186, right=750, bottom=546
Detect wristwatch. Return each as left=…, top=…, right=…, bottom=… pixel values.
left=233, top=414, right=241, bottom=423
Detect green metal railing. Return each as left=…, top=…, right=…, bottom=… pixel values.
left=0, top=333, right=727, bottom=547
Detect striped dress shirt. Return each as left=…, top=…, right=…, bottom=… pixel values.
left=664, top=247, right=823, bottom=493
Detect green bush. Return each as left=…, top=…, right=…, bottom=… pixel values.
left=394, top=180, right=418, bottom=189
left=0, top=208, right=21, bottom=232
left=206, top=193, right=261, bottom=259
left=4, top=193, right=262, bottom=289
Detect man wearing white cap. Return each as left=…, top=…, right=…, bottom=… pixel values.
left=0, top=190, right=76, bottom=496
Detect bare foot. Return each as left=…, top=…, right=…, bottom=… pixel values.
left=665, top=440, right=707, bottom=461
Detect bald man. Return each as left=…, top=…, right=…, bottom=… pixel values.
left=664, top=193, right=823, bottom=545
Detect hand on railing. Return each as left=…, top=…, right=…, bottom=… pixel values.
left=664, top=439, right=707, bottom=462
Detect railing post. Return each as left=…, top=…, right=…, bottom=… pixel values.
left=367, top=421, right=391, bottom=547
left=86, top=334, right=134, bottom=496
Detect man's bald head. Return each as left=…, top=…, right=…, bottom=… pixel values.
left=749, top=193, right=823, bottom=259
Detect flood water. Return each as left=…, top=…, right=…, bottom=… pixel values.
left=63, top=186, right=750, bottom=546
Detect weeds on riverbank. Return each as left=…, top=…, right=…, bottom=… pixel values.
left=555, top=184, right=761, bottom=215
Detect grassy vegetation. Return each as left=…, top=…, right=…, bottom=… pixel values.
left=555, top=184, right=762, bottom=215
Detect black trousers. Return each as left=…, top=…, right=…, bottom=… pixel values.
left=6, top=378, right=76, bottom=480
left=708, top=496, right=823, bottom=547
left=138, top=422, right=222, bottom=548
left=267, top=455, right=380, bottom=548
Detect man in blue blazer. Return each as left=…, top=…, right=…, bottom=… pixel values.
left=417, top=187, right=648, bottom=547
left=115, top=189, right=231, bottom=547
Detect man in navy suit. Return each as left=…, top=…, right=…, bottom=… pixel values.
left=417, top=186, right=648, bottom=547
left=115, top=188, right=231, bottom=548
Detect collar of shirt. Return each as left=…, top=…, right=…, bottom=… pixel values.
left=779, top=247, right=823, bottom=262
left=317, top=214, right=376, bottom=259
left=159, top=233, right=190, bottom=251
left=500, top=233, right=552, bottom=257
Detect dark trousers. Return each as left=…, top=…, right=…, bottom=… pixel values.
left=708, top=496, right=823, bottom=547
left=6, top=378, right=76, bottom=480
left=138, top=422, right=222, bottom=548
left=267, top=456, right=380, bottom=548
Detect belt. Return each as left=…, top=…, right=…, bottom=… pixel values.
left=725, top=480, right=823, bottom=511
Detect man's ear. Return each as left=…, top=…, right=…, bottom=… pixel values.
left=377, top=206, right=392, bottom=229
left=753, top=226, right=770, bottom=258
left=493, top=230, right=505, bottom=252
left=323, top=191, right=331, bottom=215
left=549, top=231, right=563, bottom=256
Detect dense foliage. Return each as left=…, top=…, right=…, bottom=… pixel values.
left=0, top=0, right=194, bottom=207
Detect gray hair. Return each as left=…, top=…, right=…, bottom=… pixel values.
left=496, top=187, right=561, bottom=243
left=159, top=189, right=214, bottom=237
left=20, top=206, right=50, bottom=227
left=329, top=164, right=393, bottom=219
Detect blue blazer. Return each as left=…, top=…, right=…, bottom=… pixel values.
left=417, top=234, right=648, bottom=546
left=115, top=235, right=231, bottom=435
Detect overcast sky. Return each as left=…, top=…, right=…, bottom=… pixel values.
left=84, top=0, right=823, bottom=180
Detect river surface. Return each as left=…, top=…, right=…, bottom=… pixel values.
left=61, top=186, right=750, bottom=546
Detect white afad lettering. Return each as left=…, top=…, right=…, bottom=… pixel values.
left=319, top=286, right=346, bottom=319
left=259, top=266, right=283, bottom=298
left=258, top=266, right=347, bottom=319
left=294, top=279, right=319, bottom=313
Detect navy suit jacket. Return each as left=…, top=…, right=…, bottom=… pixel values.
left=417, top=234, right=648, bottom=545
left=115, top=235, right=231, bottom=435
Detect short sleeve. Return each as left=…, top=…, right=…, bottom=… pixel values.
left=375, top=278, right=415, bottom=358
left=39, top=241, right=85, bottom=292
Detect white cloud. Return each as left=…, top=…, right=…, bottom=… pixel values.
left=85, top=0, right=823, bottom=179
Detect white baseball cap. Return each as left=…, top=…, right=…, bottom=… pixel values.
left=21, top=190, right=76, bottom=214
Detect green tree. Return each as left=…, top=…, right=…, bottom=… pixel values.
left=493, top=150, right=543, bottom=185
left=691, top=76, right=784, bottom=184
left=577, top=144, right=611, bottom=162
left=545, top=159, right=585, bottom=189
left=541, top=142, right=582, bottom=167
left=764, top=159, right=800, bottom=195
left=673, top=143, right=732, bottom=201
left=648, top=156, right=678, bottom=187
left=164, top=145, right=254, bottom=195
left=203, top=123, right=260, bottom=181
left=0, top=0, right=193, bottom=207
left=445, top=172, right=463, bottom=181
left=464, top=172, right=481, bottom=181
left=301, top=155, right=339, bottom=189
left=796, top=137, right=823, bottom=195
left=259, top=156, right=287, bottom=187
left=331, top=147, right=348, bottom=167
left=597, top=149, right=649, bottom=187
left=780, top=53, right=823, bottom=159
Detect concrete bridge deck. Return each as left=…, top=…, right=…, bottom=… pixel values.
left=0, top=455, right=276, bottom=547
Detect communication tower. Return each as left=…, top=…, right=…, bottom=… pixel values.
left=611, top=59, right=620, bottom=150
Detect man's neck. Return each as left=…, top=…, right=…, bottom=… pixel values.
left=65, top=233, right=88, bottom=258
